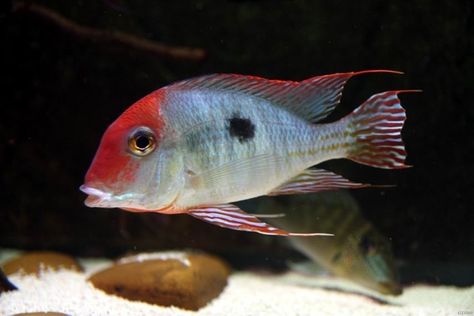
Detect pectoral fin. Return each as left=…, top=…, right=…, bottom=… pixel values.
left=188, top=204, right=333, bottom=236
left=188, top=153, right=285, bottom=191
left=268, top=168, right=370, bottom=196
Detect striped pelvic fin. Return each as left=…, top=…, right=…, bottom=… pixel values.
left=268, top=168, right=370, bottom=196
left=346, top=90, right=420, bottom=169
left=172, top=70, right=402, bottom=123
left=188, top=204, right=333, bottom=236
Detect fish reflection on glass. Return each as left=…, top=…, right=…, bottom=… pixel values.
left=80, top=70, right=415, bottom=236
left=251, top=191, right=402, bottom=295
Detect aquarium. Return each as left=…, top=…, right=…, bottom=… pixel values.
left=1, top=1, right=473, bottom=315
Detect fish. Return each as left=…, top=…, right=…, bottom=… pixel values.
left=80, top=70, right=415, bottom=236
left=245, top=191, right=402, bottom=295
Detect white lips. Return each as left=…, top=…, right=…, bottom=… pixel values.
left=80, top=185, right=111, bottom=199
left=80, top=185, right=112, bottom=207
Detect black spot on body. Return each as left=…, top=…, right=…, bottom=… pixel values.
left=227, top=114, right=255, bottom=143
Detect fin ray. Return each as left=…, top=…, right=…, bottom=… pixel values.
left=187, top=153, right=285, bottom=191
left=268, top=168, right=370, bottom=196
left=346, top=90, right=419, bottom=169
left=188, top=204, right=333, bottom=236
left=172, top=70, right=402, bottom=123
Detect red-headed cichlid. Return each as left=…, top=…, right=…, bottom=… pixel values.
left=80, top=70, right=416, bottom=236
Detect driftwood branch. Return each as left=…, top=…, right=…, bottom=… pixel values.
left=12, top=1, right=206, bottom=62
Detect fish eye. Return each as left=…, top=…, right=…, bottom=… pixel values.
left=128, top=128, right=156, bottom=156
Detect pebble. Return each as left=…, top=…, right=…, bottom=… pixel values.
left=89, top=251, right=230, bottom=310
left=2, top=251, right=83, bottom=276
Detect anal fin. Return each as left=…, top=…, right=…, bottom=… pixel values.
left=188, top=204, right=332, bottom=236
left=268, top=168, right=370, bottom=196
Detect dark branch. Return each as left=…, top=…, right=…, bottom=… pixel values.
left=12, top=1, right=207, bottom=62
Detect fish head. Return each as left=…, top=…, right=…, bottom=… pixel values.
left=81, top=91, right=183, bottom=211
left=336, top=230, right=402, bottom=295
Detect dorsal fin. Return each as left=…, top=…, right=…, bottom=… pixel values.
left=170, top=70, right=402, bottom=123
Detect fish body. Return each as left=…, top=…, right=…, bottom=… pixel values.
left=164, top=86, right=343, bottom=208
left=81, top=70, right=414, bottom=235
left=249, top=191, right=402, bottom=295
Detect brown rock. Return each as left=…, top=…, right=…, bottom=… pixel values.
left=89, top=251, right=230, bottom=311
left=2, top=251, right=83, bottom=276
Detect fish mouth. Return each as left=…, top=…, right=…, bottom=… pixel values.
left=80, top=185, right=113, bottom=207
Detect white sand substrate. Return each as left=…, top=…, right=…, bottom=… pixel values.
left=1, top=253, right=473, bottom=316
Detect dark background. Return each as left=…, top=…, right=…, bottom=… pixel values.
left=1, top=1, right=473, bottom=280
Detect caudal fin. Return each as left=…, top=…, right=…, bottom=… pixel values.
left=346, top=90, right=419, bottom=169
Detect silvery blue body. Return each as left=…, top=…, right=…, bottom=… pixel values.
left=161, top=88, right=347, bottom=209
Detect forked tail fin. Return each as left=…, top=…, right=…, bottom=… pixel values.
left=346, top=90, right=419, bottom=169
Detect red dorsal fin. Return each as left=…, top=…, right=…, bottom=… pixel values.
left=170, top=70, right=402, bottom=123
left=188, top=204, right=333, bottom=236
left=268, top=168, right=370, bottom=196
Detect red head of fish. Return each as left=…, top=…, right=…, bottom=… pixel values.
left=80, top=90, right=168, bottom=210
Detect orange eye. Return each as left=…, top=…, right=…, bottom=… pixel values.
left=128, top=128, right=156, bottom=156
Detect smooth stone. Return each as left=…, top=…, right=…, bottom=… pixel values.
left=2, top=251, right=83, bottom=276
left=89, top=251, right=230, bottom=311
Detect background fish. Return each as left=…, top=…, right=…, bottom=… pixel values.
left=245, top=191, right=402, bottom=295
left=80, top=70, right=414, bottom=236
